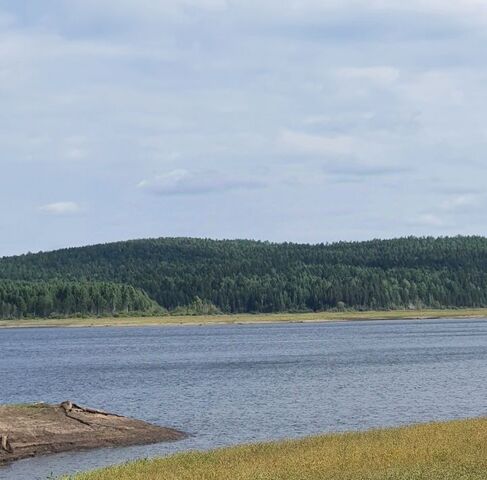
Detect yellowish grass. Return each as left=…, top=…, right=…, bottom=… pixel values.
left=1, top=308, right=487, bottom=329
left=70, top=418, right=487, bottom=480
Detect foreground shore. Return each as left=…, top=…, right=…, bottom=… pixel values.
left=70, top=418, right=487, bottom=480
left=1, top=308, right=487, bottom=329
left=0, top=403, right=185, bottom=465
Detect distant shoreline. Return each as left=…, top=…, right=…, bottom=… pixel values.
left=1, top=308, right=486, bottom=329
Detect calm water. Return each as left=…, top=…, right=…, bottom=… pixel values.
left=1, top=318, right=487, bottom=479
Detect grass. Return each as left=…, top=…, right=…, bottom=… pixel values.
left=68, top=418, right=487, bottom=480
left=1, top=308, right=487, bottom=329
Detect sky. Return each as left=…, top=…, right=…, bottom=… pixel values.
left=1, top=1, right=487, bottom=255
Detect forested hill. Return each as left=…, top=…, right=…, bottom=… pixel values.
left=1, top=236, right=487, bottom=318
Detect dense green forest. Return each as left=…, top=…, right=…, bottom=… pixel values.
left=0, top=281, right=159, bottom=318
left=1, top=236, right=487, bottom=318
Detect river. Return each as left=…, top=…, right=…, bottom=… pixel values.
left=1, top=318, right=486, bottom=479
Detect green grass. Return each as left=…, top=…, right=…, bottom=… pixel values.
left=1, top=307, right=487, bottom=329
left=68, top=418, right=487, bottom=480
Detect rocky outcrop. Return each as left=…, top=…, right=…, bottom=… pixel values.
left=0, top=402, right=186, bottom=465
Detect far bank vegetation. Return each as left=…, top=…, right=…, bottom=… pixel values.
left=2, top=236, right=487, bottom=319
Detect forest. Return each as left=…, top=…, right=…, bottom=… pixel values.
left=0, top=281, right=159, bottom=318
left=1, top=236, right=487, bottom=318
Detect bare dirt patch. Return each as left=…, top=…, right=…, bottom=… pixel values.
left=0, top=402, right=185, bottom=465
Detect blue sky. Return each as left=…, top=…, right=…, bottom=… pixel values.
left=1, top=1, right=487, bottom=255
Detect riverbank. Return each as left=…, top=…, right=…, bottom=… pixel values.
left=1, top=308, right=487, bottom=329
left=69, top=417, right=487, bottom=480
left=0, top=403, right=185, bottom=465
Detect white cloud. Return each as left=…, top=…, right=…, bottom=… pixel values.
left=413, top=213, right=445, bottom=227
left=66, top=0, right=228, bottom=23
left=0, top=31, right=138, bottom=65
left=278, top=129, right=409, bottom=179
left=65, top=148, right=86, bottom=160
left=440, top=194, right=480, bottom=212
left=138, top=169, right=265, bottom=195
left=215, top=0, right=487, bottom=29
left=324, top=162, right=409, bottom=178
left=279, top=130, right=357, bottom=156
left=410, top=194, right=482, bottom=230
left=335, top=67, right=400, bottom=85
left=400, top=71, right=466, bottom=107
left=63, top=0, right=487, bottom=17
left=388, top=0, right=487, bottom=17
left=39, top=202, right=83, bottom=215
left=62, top=136, right=89, bottom=161
left=355, top=0, right=487, bottom=13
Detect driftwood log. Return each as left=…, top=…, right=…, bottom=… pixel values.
left=1, top=434, right=13, bottom=453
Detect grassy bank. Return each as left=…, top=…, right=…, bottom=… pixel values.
left=70, top=418, right=487, bottom=480
left=1, top=308, right=487, bottom=329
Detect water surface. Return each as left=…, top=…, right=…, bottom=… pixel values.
left=1, top=318, right=486, bottom=479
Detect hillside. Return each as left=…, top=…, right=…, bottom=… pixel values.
left=1, top=236, right=487, bottom=318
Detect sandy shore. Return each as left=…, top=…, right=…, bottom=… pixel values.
left=0, top=308, right=487, bottom=329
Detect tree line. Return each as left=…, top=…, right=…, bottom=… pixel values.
left=0, top=280, right=159, bottom=319
left=1, top=236, right=487, bottom=318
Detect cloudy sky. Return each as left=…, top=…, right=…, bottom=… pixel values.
left=1, top=1, right=487, bottom=255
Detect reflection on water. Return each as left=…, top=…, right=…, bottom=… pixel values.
left=1, top=318, right=486, bottom=479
